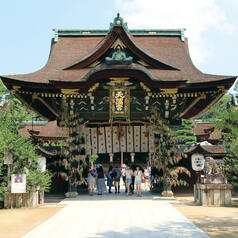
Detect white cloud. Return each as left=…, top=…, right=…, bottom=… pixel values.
left=116, top=0, right=236, bottom=67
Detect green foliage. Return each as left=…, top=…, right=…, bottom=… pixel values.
left=149, top=107, right=191, bottom=191
left=200, top=94, right=231, bottom=121
left=211, top=105, right=238, bottom=189
left=0, top=80, right=33, bottom=123
left=223, top=156, right=238, bottom=189
left=27, top=169, right=52, bottom=192
left=0, top=86, right=52, bottom=199
left=89, top=154, right=99, bottom=164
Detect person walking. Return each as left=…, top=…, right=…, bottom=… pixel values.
left=134, top=166, right=144, bottom=197
left=107, top=165, right=114, bottom=193
left=122, top=164, right=127, bottom=193
left=125, top=165, right=133, bottom=196
left=96, top=165, right=107, bottom=195
left=88, top=168, right=96, bottom=196
left=113, top=166, right=121, bottom=193
left=144, top=168, right=150, bottom=190
left=130, top=164, right=135, bottom=194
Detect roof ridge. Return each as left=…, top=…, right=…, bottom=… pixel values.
left=53, top=28, right=186, bottom=42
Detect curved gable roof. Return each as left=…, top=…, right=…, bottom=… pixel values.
left=1, top=18, right=236, bottom=87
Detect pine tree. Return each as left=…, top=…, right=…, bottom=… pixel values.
left=213, top=105, right=238, bottom=189
left=149, top=107, right=190, bottom=194
left=174, top=119, right=197, bottom=146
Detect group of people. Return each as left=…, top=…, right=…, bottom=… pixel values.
left=87, top=164, right=150, bottom=197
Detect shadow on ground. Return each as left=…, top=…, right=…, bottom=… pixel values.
left=57, top=191, right=179, bottom=204
left=191, top=216, right=238, bottom=238
left=45, top=194, right=65, bottom=204
left=83, top=221, right=209, bottom=238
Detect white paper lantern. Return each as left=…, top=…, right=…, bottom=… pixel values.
left=191, top=153, right=205, bottom=171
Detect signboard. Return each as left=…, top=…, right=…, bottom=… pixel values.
left=4, top=151, right=13, bottom=165
left=110, top=87, right=130, bottom=120
left=11, top=174, right=26, bottom=193
left=191, top=153, right=205, bottom=171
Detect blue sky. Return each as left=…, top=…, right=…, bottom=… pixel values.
left=0, top=0, right=237, bottom=88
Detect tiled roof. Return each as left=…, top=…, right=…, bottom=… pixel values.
left=194, top=122, right=221, bottom=140
left=185, top=144, right=226, bottom=154
left=201, top=145, right=226, bottom=154
left=2, top=25, right=235, bottom=85
left=194, top=123, right=215, bottom=135
left=19, top=121, right=67, bottom=139
left=20, top=121, right=222, bottom=140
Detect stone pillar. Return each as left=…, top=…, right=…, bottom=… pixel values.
left=28, top=187, right=39, bottom=207
left=39, top=191, right=44, bottom=204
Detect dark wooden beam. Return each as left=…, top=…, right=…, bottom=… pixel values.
left=36, top=97, right=60, bottom=118
left=13, top=92, right=48, bottom=120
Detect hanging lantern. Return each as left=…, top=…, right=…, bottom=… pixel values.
left=109, top=153, right=114, bottom=163
left=130, top=152, right=135, bottom=163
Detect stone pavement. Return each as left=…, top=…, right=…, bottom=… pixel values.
left=22, top=192, right=210, bottom=238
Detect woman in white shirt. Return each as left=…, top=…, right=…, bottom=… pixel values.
left=125, top=165, right=133, bottom=196
left=134, top=166, right=144, bottom=197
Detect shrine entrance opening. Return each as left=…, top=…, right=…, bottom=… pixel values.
left=95, top=152, right=148, bottom=169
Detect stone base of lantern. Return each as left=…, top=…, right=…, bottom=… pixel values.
left=161, top=190, right=174, bottom=197
left=65, top=192, right=78, bottom=198
left=194, top=183, right=232, bottom=206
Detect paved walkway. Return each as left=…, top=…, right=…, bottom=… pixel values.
left=22, top=192, right=210, bottom=238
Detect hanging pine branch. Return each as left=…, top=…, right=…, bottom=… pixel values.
left=148, top=107, right=191, bottom=192
left=58, top=98, right=88, bottom=191
left=174, top=119, right=197, bottom=146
